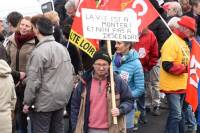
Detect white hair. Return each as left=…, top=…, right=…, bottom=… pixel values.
left=168, top=17, right=181, bottom=29
left=65, top=0, right=76, bottom=10
left=164, top=2, right=183, bottom=17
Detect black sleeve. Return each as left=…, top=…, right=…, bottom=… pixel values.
left=68, top=44, right=83, bottom=74
left=11, top=70, right=20, bottom=84
left=70, top=82, right=82, bottom=131
left=115, top=76, right=134, bottom=115
left=0, top=44, right=10, bottom=64
left=162, top=61, right=173, bottom=72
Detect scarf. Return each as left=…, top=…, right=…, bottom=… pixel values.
left=114, top=53, right=122, bottom=68
left=14, top=31, right=35, bottom=49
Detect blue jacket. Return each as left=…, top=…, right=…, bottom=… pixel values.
left=113, top=49, right=144, bottom=98
left=70, top=71, right=134, bottom=133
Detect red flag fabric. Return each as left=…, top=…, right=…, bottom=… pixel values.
left=186, top=38, right=200, bottom=111
left=120, top=0, right=159, bottom=31
left=69, top=0, right=99, bottom=57
left=97, top=0, right=121, bottom=10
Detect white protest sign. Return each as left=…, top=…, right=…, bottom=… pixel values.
left=82, top=8, right=139, bottom=42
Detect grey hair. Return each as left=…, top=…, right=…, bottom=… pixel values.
left=168, top=17, right=181, bottom=29
left=65, top=0, right=76, bottom=10
left=123, top=41, right=133, bottom=45
left=123, top=41, right=133, bottom=49
left=165, top=2, right=183, bottom=17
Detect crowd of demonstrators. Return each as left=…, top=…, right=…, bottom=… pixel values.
left=113, top=41, right=144, bottom=132
left=63, top=0, right=95, bottom=71
left=5, top=16, right=36, bottom=133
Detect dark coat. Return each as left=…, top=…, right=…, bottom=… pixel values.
left=71, top=71, right=134, bottom=133
left=184, top=10, right=200, bottom=36
left=0, top=44, right=9, bottom=62
left=149, top=18, right=171, bottom=57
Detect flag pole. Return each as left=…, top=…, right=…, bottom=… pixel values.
left=107, top=40, right=118, bottom=125
left=157, top=13, right=190, bottom=59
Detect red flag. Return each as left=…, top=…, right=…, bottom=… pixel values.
left=120, top=0, right=159, bottom=31
left=186, top=38, right=200, bottom=111
left=97, top=0, right=121, bottom=10
left=69, top=0, right=99, bottom=57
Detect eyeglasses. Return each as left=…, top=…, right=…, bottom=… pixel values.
left=93, top=63, right=110, bottom=69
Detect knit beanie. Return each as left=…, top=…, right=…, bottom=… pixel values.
left=93, top=49, right=111, bottom=64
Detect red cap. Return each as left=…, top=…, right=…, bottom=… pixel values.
left=178, top=16, right=196, bottom=32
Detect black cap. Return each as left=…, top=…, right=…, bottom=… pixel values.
left=93, top=49, right=111, bottom=64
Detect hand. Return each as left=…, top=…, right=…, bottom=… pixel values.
left=20, top=72, right=26, bottom=80
left=23, top=105, right=29, bottom=113
left=185, top=65, right=188, bottom=73
left=111, top=108, right=120, bottom=117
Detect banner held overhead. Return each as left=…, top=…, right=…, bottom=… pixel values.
left=82, top=8, right=139, bottom=42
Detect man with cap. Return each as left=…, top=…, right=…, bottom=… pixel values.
left=22, top=16, right=74, bottom=133
left=70, top=49, right=134, bottom=133
left=159, top=16, right=196, bottom=133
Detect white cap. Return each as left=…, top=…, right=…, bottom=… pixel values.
left=156, top=0, right=164, bottom=5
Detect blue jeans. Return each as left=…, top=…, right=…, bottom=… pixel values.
left=137, top=94, right=146, bottom=117
left=126, top=109, right=134, bottom=128
left=165, top=94, right=185, bottom=133
left=183, top=104, right=196, bottom=130
left=16, top=110, right=28, bottom=133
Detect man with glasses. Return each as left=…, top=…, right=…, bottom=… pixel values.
left=71, top=49, right=134, bottom=133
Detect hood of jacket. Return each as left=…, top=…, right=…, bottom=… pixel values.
left=0, top=59, right=11, bottom=77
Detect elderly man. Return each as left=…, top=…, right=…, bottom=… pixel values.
left=23, top=16, right=74, bottom=133
left=65, top=0, right=76, bottom=19
left=71, top=49, right=134, bottom=133
left=160, top=16, right=196, bottom=133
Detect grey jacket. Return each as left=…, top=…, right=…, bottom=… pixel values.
left=24, top=35, right=74, bottom=112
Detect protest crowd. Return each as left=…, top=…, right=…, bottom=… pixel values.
left=1, top=0, right=200, bottom=133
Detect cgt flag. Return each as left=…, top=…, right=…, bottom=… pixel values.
left=186, top=38, right=200, bottom=112
left=120, top=0, right=159, bottom=32
left=69, top=0, right=99, bottom=57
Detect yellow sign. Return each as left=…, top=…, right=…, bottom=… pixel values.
left=69, top=30, right=96, bottom=57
